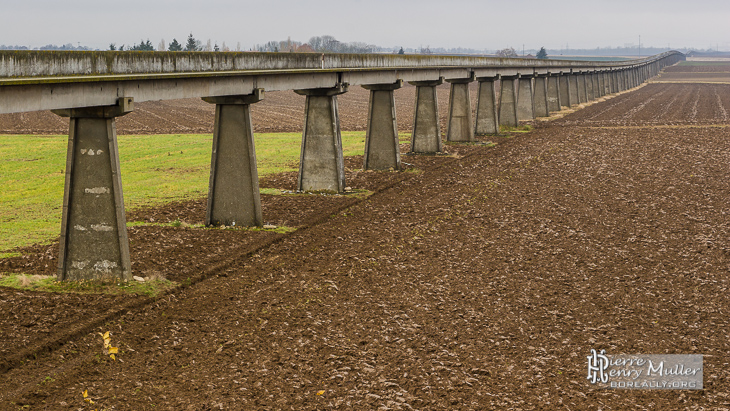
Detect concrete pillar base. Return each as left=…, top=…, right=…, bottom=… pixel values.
left=52, top=98, right=134, bottom=281
left=547, top=74, right=561, bottom=112
left=499, top=76, right=519, bottom=127
left=585, top=73, right=596, bottom=101
left=517, top=76, right=535, bottom=121
left=534, top=75, right=550, bottom=117
left=559, top=74, right=571, bottom=108
left=569, top=74, right=580, bottom=106
left=446, top=76, right=475, bottom=142
left=295, top=84, right=348, bottom=193
left=409, top=79, right=443, bottom=153
left=577, top=74, right=587, bottom=104
left=362, top=81, right=402, bottom=170
left=202, top=90, right=264, bottom=227
left=474, top=76, right=500, bottom=135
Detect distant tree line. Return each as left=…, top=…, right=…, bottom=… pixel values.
left=0, top=44, right=94, bottom=51
left=254, top=35, right=380, bottom=54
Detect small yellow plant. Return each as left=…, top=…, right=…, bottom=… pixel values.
left=83, top=389, right=94, bottom=404
left=98, top=331, right=119, bottom=361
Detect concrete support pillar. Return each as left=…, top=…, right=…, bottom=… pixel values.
left=474, top=76, right=500, bottom=135
left=594, top=73, right=601, bottom=98
left=295, top=84, right=348, bottom=193
left=585, top=74, right=593, bottom=101
left=612, top=71, right=619, bottom=93
left=362, top=80, right=402, bottom=170
left=498, top=76, right=519, bottom=127
left=577, top=74, right=587, bottom=104
left=533, top=74, right=550, bottom=117
left=516, top=75, right=535, bottom=121
left=202, top=90, right=264, bottom=227
left=52, top=98, right=134, bottom=281
left=446, top=75, right=475, bottom=142
left=409, top=79, right=443, bottom=153
left=559, top=74, right=571, bottom=108
left=597, top=72, right=606, bottom=97
left=569, top=74, right=580, bottom=106
left=547, top=74, right=561, bottom=112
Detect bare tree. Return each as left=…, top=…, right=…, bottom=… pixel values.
left=496, top=47, right=518, bottom=58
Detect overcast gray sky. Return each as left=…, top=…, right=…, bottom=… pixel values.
left=2, top=0, right=728, bottom=51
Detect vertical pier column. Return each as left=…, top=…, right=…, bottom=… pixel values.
left=609, top=71, right=619, bottom=94
left=576, top=73, right=587, bottom=104
left=474, top=76, right=500, bottom=135
left=559, top=73, right=571, bottom=108
left=499, top=75, right=519, bottom=127
left=586, top=73, right=595, bottom=101
left=594, top=73, right=601, bottom=98
left=362, top=80, right=403, bottom=170
left=569, top=73, right=580, bottom=106
left=295, top=84, right=348, bottom=193
left=52, top=98, right=134, bottom=281
left=533, top=74, right=550, bottom=117
left=409, top=79, right=443, bottom=153
left=547, top=73, right=562, bottom=112
left=202, top=90, right=264, bottom=227
left=516, top=74, right=535, bottom=121
left=446, top=74, right=476, bottom=142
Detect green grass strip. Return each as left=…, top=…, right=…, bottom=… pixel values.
left=0, top=273, right=177, bottom=296
left=0, top=131, right=411, bottom=251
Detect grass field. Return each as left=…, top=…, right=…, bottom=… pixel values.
left=0, top=131, right=409, bottom=251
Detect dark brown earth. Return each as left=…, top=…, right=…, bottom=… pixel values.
left=2, top=70, right=730, bottom=409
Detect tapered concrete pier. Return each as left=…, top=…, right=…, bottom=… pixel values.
left=295, top=84, right=348, bottom=193
left=499, top=76, right=519, bottom=127
left=362, top=80, right=402, bottom=170
left=559, top=74, right=571, bottom=108
left=474, top=76, right=500, bottom=135
left=586, top=73, right=595, bottom=101
left=52, top=98, right=134, bottom=281
left=203, top=90, right=264, bottom=227
left=576, top=74, right=587, bottom=104
left=409, top=79, right=443, bottom=153
left=569, top=74, right=580, bottom=106
left=446, top=75, right=475, bottom=142
left=516, top=75, right=535, bottom=121
left=534, top=74, right=550, bottom=117
left=547, top=74, right=561, bottom=112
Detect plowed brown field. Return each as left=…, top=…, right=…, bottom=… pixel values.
left=2, top=66, right=730, bottom=410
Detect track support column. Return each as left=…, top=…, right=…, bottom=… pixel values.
left=517, top=74, right=535, bottom=121
left=499, top=75, right=519, bottom=127
left=547, top=73, right=561, bottom=112
left=559, top=73, right=571, bottom=108
left=362, top=80, right=403, bottom=170
left=202, top=90, right=264, bottom=227
left=533, top=74, right=550, bottom=117
left=409, top=79, right=443, bottom=153
left=295, top=84, right=348, bottom=193
left=52, top=98, right=134, bottom=282
left=576, top=73, right=587, bottom=104
left=446, top=74, right=475, bottom=142
left=474, top=76, right=500, bottom=135
left=586, top=73, right=595, bottom=101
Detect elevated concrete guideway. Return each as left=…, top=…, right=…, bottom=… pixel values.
left=0, top=51, right=682, bottom=114
left=0, top=50, right=685, bottom=281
